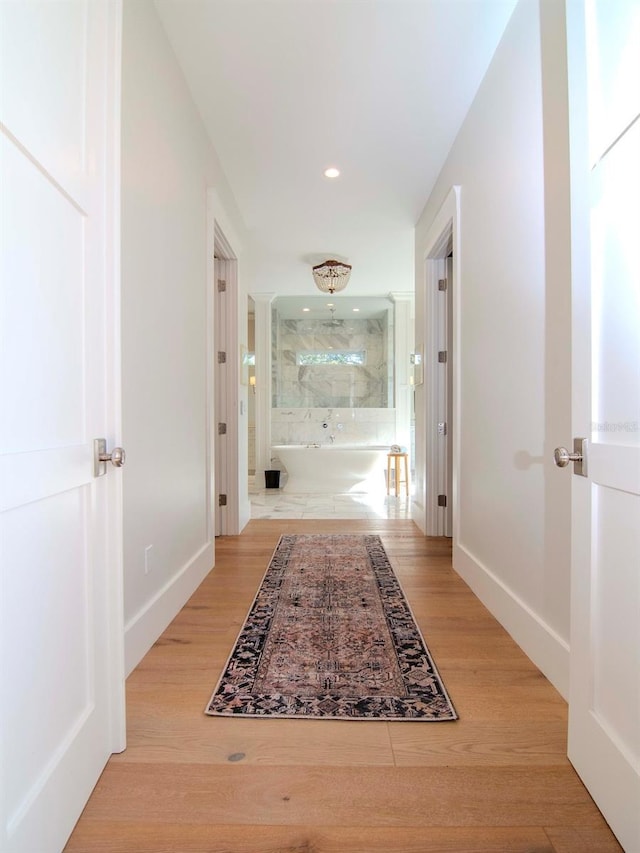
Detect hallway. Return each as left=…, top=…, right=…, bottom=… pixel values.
left=65, top=520, right=620, bottom=852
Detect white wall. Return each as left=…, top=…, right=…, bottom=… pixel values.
left=121, top=0, right=247, bottom=673
left=415, top=0, right=571, bottom=696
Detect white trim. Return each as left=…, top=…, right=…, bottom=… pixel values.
left=124, top=542, right=213, bottom=675
left=104, top=0, right=126, bottom=754
left=214, top=219, right=236, bottom=260
left=454, top=541, right=570, bottom=699
left=251, top=292, right=276, bottom=478
left=208, top=189, right=243, bottom=261
left=389, top=292, right=414, bottom=455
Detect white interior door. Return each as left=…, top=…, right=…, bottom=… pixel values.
left=213, top=238, right=240, bottom=537
left=0, top=2, right=125, bottom=851
left=565, top=2, right=640, bottom=850
left=214, top=257, right=229, bottom=536
left=433, top=256, right=451, bottom=536
left=423, top=227, right=455, bottom=537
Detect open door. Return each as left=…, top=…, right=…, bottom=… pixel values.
left=213, top=224, right=240, bottom=536
left=430, top=251, right=453, bottom=537
left=0, top=3, right=125, bottom=850
left=419, top=189, right=460, bottom=539
left=562, top=2, right=640, bottom=849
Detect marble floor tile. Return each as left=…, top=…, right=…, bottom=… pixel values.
left=248, top=481, right=412, bottom=520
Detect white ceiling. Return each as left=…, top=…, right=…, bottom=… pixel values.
left=154, top=0, right=517, bottom=297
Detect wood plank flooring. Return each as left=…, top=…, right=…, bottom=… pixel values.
left=65, top=520, right=622, bottom=852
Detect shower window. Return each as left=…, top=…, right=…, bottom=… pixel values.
left=296, top=351, right=366, bottom=366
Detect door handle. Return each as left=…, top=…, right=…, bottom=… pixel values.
left=94, top=438, right=126, bottom=477
left=553, top=437, right=588, bottom=477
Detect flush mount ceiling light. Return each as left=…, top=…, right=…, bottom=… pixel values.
left=324, top=167, right=340, bottom=178
left=312, top=259, right=352, bottom=294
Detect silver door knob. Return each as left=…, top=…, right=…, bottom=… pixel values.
left=553, top=438, right=588, bottom=477
left=101, top=446, right=126, bottom=467
left=553, top=446, right=580, bottom=467
left=94, top=438, right=126, bottom=477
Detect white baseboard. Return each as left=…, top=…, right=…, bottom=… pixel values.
left=411, top=499, right=426, bottom=534
left=124, top=541, right=214, bottom=676
left=453, top=542, right=570, bottom=700
left=239, top=497, right=252, bottom=532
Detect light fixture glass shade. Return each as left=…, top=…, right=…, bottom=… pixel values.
left=312, top=259, right=352, bottom=294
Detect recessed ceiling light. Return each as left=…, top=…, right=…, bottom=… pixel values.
left=302, top=308, right=310, bottom=312
left=324, top=167, right=340, bottom=178
left=352, top=308, right=360, bottom=312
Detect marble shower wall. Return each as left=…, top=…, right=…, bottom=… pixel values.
left=271, top=408, right=397, bottom=449
left=272, top=316, right=390, bottom=408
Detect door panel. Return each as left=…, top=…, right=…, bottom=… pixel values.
left=3, top=492, right=91, bottom=823
left=0, top=2, right=124, bottom=850
left=591, top=121, right=640, bottom=442
left=591, top=487, right=639, bottom=755
left=0, top=0, right=87, bottom=190
left=1, top=132, right=85, bottom=453
left=585, top=0, right=640, bottom=164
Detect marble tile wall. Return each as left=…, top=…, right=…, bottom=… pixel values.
left=270, top=408, right=397, bottom=451
left=272, top=317, right=389, bottom=408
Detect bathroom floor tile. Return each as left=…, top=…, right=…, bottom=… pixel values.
left=249, top=481, right=413, bottom=521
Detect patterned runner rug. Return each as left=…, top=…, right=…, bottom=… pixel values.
left=206, top=534, right=457, bottom=720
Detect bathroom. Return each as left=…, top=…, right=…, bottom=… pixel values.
left=248, top=294, right=415, bottom=516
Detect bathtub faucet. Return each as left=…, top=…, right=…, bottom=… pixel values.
left=329, top=434, right=335, bottom=443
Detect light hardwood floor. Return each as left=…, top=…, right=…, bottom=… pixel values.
left=65, top=520, right=622, bottom=852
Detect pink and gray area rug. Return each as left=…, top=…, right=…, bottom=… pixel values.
left=206, top=533, right=457, bottom=721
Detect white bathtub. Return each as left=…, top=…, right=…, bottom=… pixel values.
left=272, top=444, right=388, bottom=494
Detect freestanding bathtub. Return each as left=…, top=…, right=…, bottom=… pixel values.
left=271, top=444, right=388, bottom=493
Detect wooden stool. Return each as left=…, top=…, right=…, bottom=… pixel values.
left=387, top=452, right=409, bottom=496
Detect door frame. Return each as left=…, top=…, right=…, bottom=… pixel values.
left=414, top=186, right=461, bottom=539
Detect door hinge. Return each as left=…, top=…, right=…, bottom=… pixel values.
left=437, top=422, right=447, bottom=436
left=438, top=278, right=448, bottom=291
left=217, top=279, right=226, bottom=292
left=218, top=422, right=227, bottom=435
left=218, top=494, right=227, bottom=507
left=437, top=494, right=447, bottom=507
left=217, top=351, right=227, bottom=364
left=438, top=350, right=447, bottom=363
